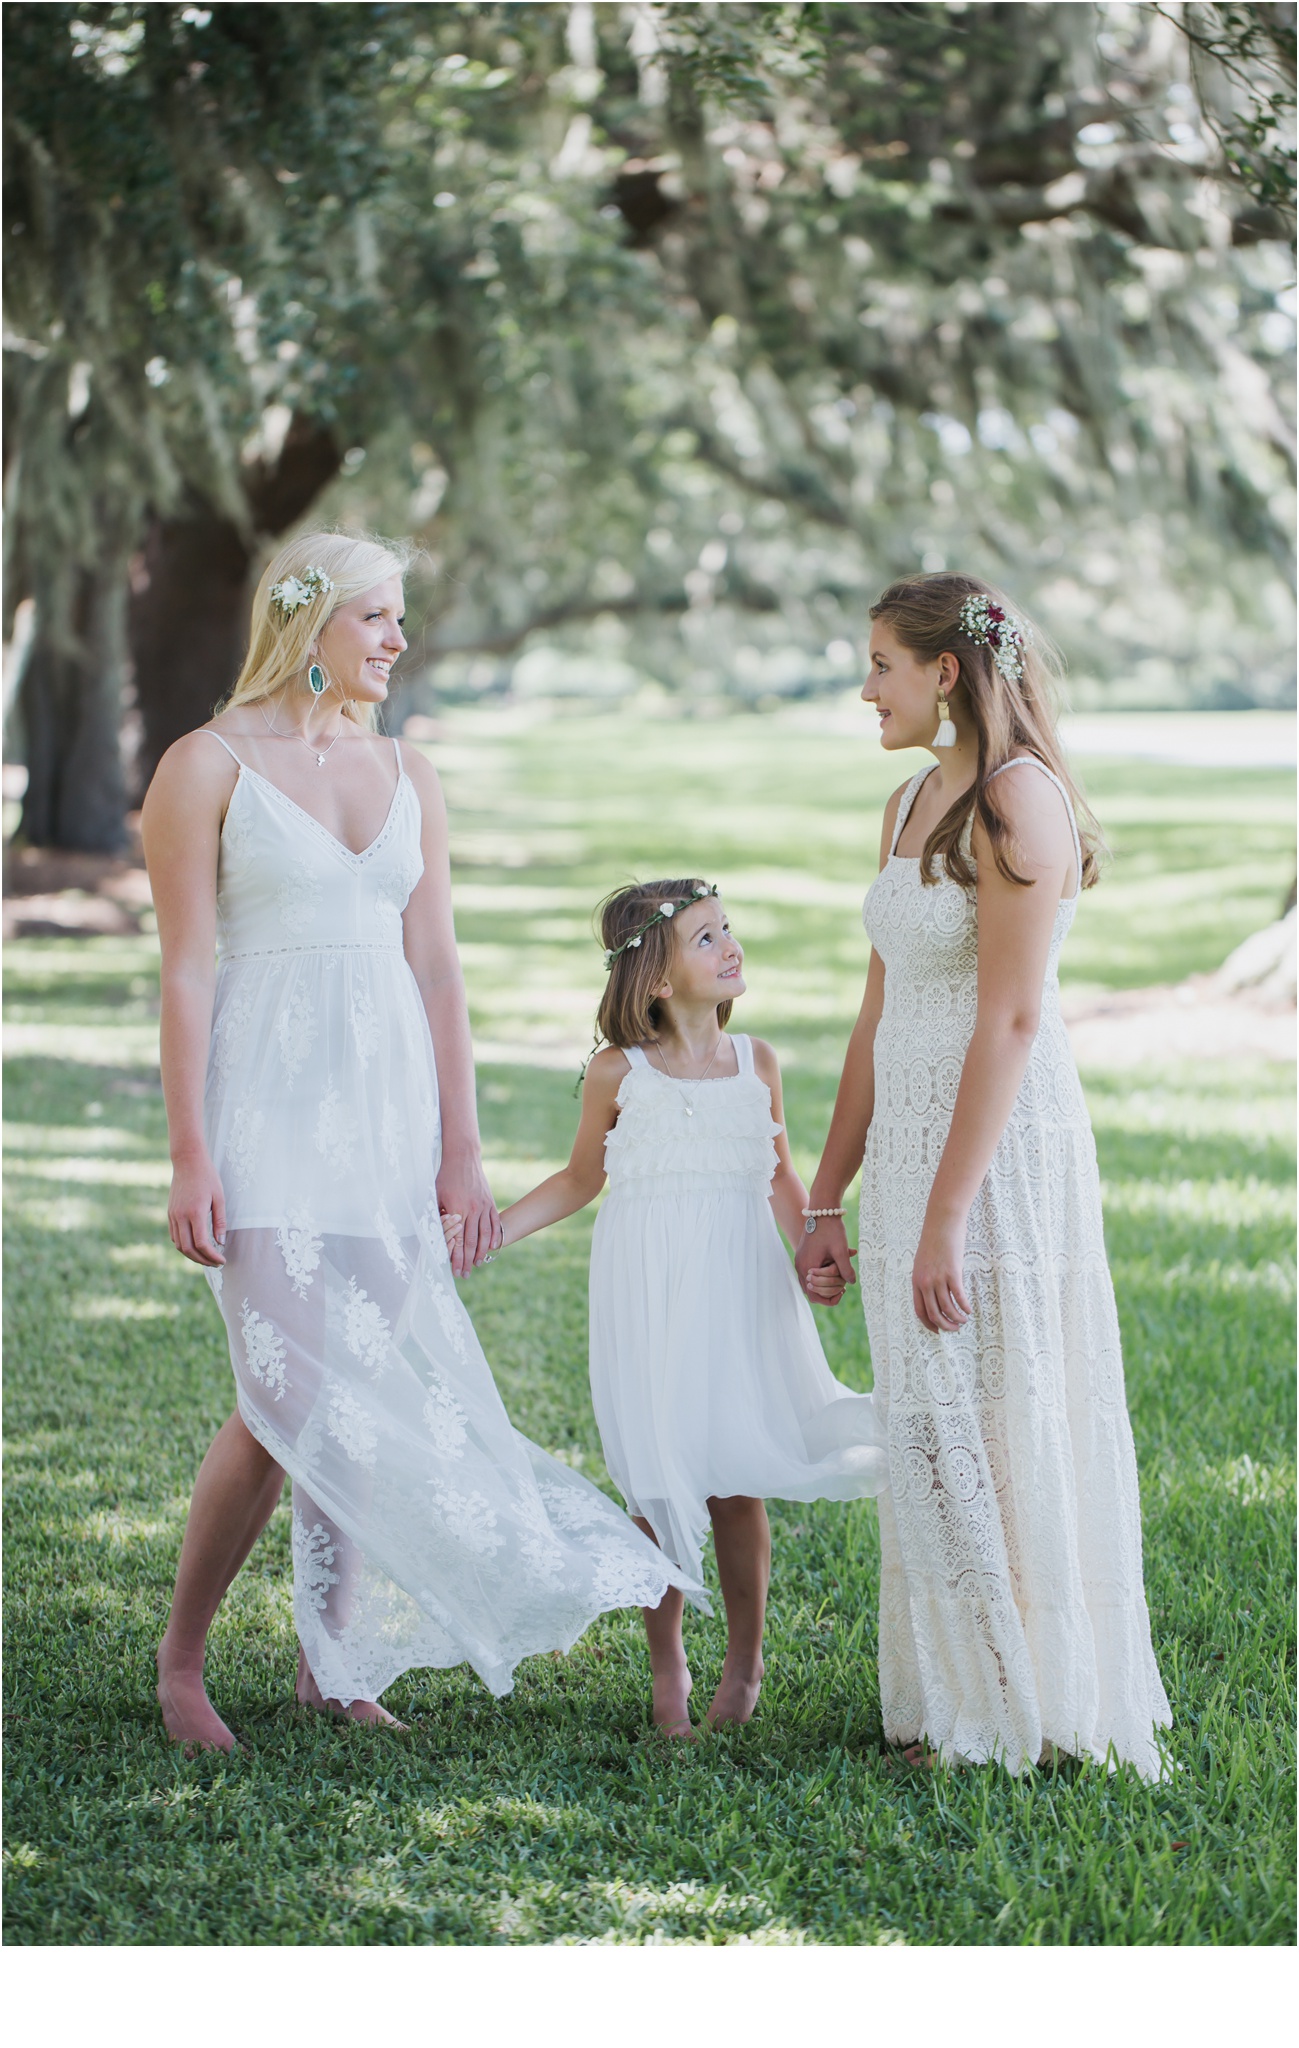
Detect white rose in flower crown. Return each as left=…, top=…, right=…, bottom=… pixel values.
left=660, top=902, right=676, bottom=916
left=270, top=563, right=335, bottom=617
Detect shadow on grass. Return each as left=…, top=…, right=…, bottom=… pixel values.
left=4, top=976, right=1294, bottom=1941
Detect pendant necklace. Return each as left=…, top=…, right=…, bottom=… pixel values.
left=654, top=1033, right=724, bottom=1117
left=260, top=699, right=345, bottom=768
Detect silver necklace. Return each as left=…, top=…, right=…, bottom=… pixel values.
left=653, top=1033, right=725, bottom=1117
left=260, top=699, right=345, bottom=768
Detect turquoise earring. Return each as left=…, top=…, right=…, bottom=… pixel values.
left=308, top=663, right=327, bottom=697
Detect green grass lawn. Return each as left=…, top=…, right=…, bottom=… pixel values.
left=3, top=709, right=1294, bottom=1945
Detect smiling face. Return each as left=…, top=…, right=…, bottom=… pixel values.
left=315, top=578, right=407, bottom=703
left=863, top=618, right=958, bottom=750
left=659, top=897, right=746, bottom=1007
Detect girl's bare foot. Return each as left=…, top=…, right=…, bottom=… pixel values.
left=295, top=1646, right=407, bottom=1729
left=705, top=1656, right=764, bottom=1727
left=651, top=1661, right=697, bottom=1741
left=156, top=1645, right=239, bottom=1755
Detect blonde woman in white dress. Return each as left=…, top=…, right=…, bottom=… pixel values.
left=142, top=531, right=691, bottom=1753
left=796, top=572, right=1171, bottom=1778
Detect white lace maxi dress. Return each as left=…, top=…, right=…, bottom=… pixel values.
left=199, top=733, right=693, bottom=1706
left=859, top=759, right=1171, bottom=1776
left=589, top=1035, right=889, bottom=1588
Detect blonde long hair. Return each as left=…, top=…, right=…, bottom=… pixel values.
left=224, top=530, right=418, bottom=731
left=869, top=571, right=1103, bottom=890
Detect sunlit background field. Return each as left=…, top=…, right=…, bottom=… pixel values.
left=4, top=708, right=1294, bottom=1945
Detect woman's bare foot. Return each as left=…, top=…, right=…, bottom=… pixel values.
left=899, top=1739, right=942, bottom=1770
left=705, top=1656, right=764, bottom=1727
left=295, top=1646, right=407, bottom=1729
left=650, top=1661, right=698, bottom=1741
left=156, top=1644, right=239, bottom=1755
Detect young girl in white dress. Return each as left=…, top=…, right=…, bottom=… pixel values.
left=495, top=880, right=889, bottom=1738
left=797, top=572, right=1171, bottom=1777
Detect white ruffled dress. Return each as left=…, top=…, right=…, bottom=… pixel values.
left=588, top=1035, right=889, bottom=1588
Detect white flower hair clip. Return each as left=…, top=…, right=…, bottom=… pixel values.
left=270, top=564, right=334, bottom=617
left=957, top=593, right=1032, bottom=685
left=604, top=884, right=718, bottom=970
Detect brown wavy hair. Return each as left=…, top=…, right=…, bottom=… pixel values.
left=594, top=879, right=734, bottom=1050
left=870, top=571, right=1103, bottom=890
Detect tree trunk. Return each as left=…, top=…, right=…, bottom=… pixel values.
left=128, top=504, right=258, bottom=789
left=130, top=416, right=341, bottom=792
left=19, top=550, right=131, bottom=853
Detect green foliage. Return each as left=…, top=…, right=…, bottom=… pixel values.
left=3, top=726, right=1294, bottom=1944
left=4, top=3, right=1294, bottom=711
left=1162, top=3, right=1297, bottom=223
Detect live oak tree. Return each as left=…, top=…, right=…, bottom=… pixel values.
left=4, top=2, right=1293, bottom=849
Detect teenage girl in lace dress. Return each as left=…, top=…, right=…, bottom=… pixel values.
left=142, top=532, right=691, bottom=1752
left=494, top=881, right=888, bottom=1738
left=797, top=573, right=1171, bottom=1778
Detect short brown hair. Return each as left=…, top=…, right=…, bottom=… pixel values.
left=869, top=570, right=1102, bottom=890
left=594, top=879, right=734, bottom=1049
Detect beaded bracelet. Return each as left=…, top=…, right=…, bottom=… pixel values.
left=801, top=1205, right=845, bottom=1236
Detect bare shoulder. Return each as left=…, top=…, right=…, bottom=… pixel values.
left=737, top=1032, right=778, bottom=1097
left=586, top=1045, right=631, bottom=1084
left=982, top=756, right=1075, bottom=862
left=883, top=778, right=913, bottom=827
left=877, top=777, right=912, bottom=862
left=398, top=740, right=445, bottom=800
left=145, top=727, right=238, bottom=808
left=582, top=1045, right=631, bottom=1105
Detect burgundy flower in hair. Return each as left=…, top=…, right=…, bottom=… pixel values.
left=957, top=594, right=1031, bottom=683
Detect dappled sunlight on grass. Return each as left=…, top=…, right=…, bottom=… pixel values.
left=431, top=711, right=1294, bottom=1075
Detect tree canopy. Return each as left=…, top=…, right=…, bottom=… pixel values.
left=4, top=2, right=1294, bottom=847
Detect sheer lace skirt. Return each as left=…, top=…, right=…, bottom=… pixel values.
left=211, top=1216, right=691, bottom=1704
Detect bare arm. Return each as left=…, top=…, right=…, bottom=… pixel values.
left=140, top=733, right=237, bottom=1268
left=793, top=786, right=902, bottom=1304
left=750, top=1039, right=811, bottom=1249
left=497, top=1050, right=627, bottom=1247
left=912, top=766, right=1076, bottom=1334
left=400, top=745, right=499, bottom=1276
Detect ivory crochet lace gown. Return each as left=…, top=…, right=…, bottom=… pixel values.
left=859, top=758, right=1171, bottom=1776
left=199, top=733, right=692, bottom=1706
left=589, top=1035, right=889, bottom=1588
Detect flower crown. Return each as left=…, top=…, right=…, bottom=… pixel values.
left=957, top=593, right=1032, bottom=684
left=270, top=564, right=334, bottom=618
left=603, top=883, right=719, bottom=971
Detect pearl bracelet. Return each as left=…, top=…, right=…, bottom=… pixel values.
left=801, top=1205, right=845, bottom=1236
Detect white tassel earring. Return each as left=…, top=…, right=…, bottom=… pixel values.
left=933, top=688, right=957, bottom=748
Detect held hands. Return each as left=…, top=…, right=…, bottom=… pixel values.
left=436, top=1150, right=502, bottom=1278
left=169, top=1150, right=227, bottom=1267
left=912, top=1207, right=971, bottom=1335
left=795, top=1213, right=858, bottom=1308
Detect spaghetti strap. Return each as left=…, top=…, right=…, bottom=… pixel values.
left=624, top=1044, right=651, bottom=1070
left=392, top=735, right=403, bottom=773
left=890, top=765, right=937, bottom=856
left=201, top=729, right=245, bottom=768
left=733, top=1033, right=753, bottom=1076
left=986, top=756, right=1083, bottom=900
